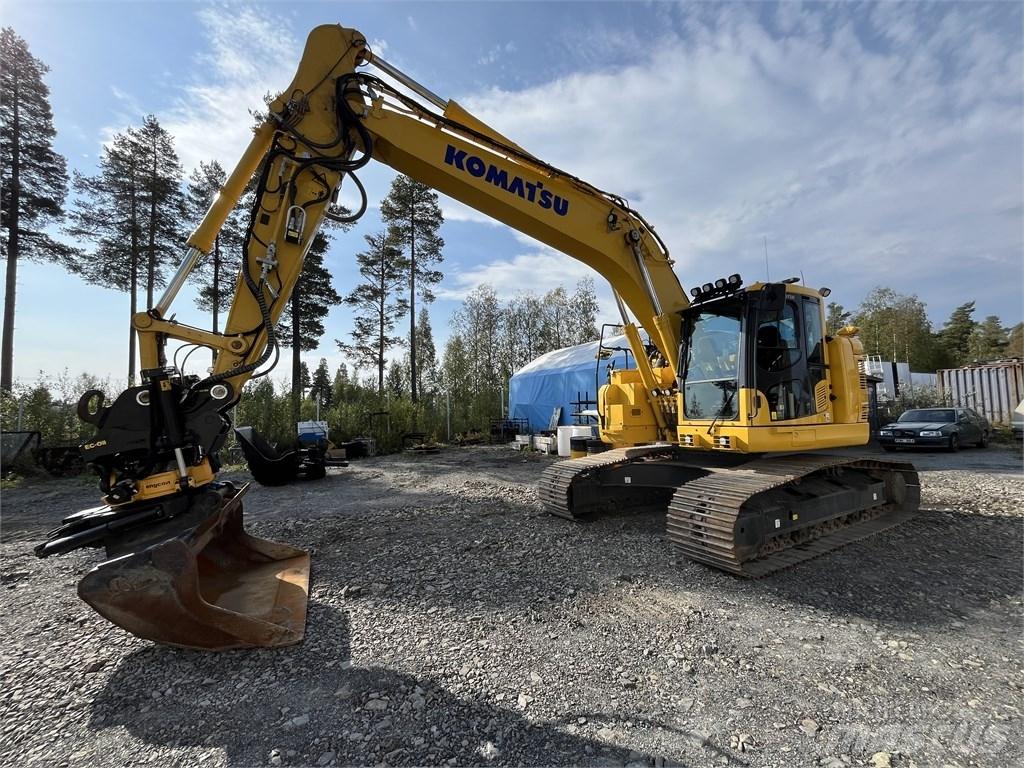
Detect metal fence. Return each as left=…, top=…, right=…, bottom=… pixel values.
left=937, top=360, right=1024, bottom=424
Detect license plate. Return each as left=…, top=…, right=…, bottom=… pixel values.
left=895, top=438, right=915, bottom=444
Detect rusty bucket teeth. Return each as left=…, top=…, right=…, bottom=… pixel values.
left=76, top=484, right=310, bottom=651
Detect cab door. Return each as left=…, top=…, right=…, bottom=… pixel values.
left=752, top=292, right=818, bottom=421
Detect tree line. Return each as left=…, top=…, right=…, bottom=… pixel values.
left=235, top=277, right=601, bottom=448
left=827, top=289, right=1022, bottom=372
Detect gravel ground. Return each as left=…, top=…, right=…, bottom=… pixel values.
left=1, top=445, right=1021, bottom=768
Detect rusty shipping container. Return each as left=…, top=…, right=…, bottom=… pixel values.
left=937, top=360, right=1024, bottom=424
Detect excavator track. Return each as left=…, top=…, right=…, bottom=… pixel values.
left=539, top=451, right=919, bottom=577
left=538, top=446, right=678, bottom=519
left=666, top=455, right=919, bottom=577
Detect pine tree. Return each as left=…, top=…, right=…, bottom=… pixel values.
left=408, top=307, right=437, bottom=398
left=185, top=160, right=245, bottom=347
left=66, top=132, right=144, bottom=382
left=278, top=231, right=341, bottom=422
left=385, top=359, right=406, bottom=400
left=338, top=231, right=409, bottom=394
left=0, top=28, right=77, bottom=392
left=309, top=358, right=332, bottom=409
left=331, top=362, right=350, bottom=405
left=968, top=316, right=1009, bottom=362
left=380, top=174, right=444, bottom=403
left=67, top=116, right=185, bottom=383
left=133, top=115, right=185, bottom=308
left=938, top=301, right=977, bottom=366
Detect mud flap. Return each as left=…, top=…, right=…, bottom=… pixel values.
left=76, top=484, right=309, bottom=651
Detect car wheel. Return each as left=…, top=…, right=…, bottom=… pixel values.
left=977, top=431, right=988, bottom=449
left=947, top=433, right=959, bottom=452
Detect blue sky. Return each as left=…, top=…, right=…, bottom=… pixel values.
left=3, top=0, right=1022, bottom=387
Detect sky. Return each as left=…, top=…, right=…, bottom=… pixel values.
left=2, top=0, right=1022, bottom=389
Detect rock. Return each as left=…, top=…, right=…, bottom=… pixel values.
left=317, top=750, right=336, bottom=766
left=517, top=693, right=532, bottom=710
left=364, top=699, right=389, bottom=711
left=729, top=733, right=754, bottom=752
left=870, top=753, right=892, bottom=768
left=800, top=718, right=820, bottom=736
left=478, top=741, right=501, bottom=761
left=530, top=671, right=543, bottom=684
left=286, top=714, right=310, bottom=728
left=578, top=717, right=588, bottom=725
left=700, top=643, right=719, bottom=656
left=83, top=659, right=108, bottom=674
left=735, top=697, right=753, bottom=709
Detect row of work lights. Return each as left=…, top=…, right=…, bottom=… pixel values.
left=689, top=273, right=743, bottom=302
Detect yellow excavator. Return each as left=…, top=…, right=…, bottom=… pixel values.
left=35, top=24, right=919, bottom=650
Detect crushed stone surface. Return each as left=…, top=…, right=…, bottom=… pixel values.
left=1, top=445, right=1021, bottom=767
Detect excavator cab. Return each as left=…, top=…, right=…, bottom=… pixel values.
left=675, top=277, right=860, bottom=453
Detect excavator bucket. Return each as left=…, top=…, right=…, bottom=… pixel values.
left=43, top=484, right=309, bottom=651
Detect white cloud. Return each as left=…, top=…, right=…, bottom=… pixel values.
left=478, top=41, right=518, bottom=66
left=89, top=2, right=1022, bottom=336
left=458, top=3, right=1023, bottom=320
left=436, top=244, right=621, bottom=329
left=158, top=6, right=300, bottom=174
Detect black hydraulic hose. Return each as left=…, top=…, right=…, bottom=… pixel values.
left=186, top=72, right=390, bottom=397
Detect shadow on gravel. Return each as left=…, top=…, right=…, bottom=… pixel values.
left=89, top=605, right=669, bottom=767
left=712, top=508, right=1024, bottom=626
